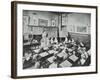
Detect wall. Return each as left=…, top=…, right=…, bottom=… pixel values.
left=68, top=13, right=90, bottom=33
left=23, top=10, right=58, bottom=37
left=0, top=0, right=99, bottom=80
left=66, top=13, right=91, bottom=42
left=59, top=13, right=91, bottom=38
left=60, top=13, right=91, bottom=37
left=23, top=10, right=91, bottom=38
left=67, top=13, right=91, bottom=27
left=23, top=10, right=59, bottom=27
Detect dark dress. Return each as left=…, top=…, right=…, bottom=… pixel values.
left=23, top=58, right=33, bottom=69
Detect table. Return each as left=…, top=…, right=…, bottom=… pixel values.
left=47, top=56, right=56, bottom=63
left=34, top=49, right=40, bottom=53
left=23, top=42, right=30, bottom=45
left=69, top=54, right=78, bottom=62
left=24, top=42, right=40, bottom=50
left=49, top=62, right=58, bottom=68
left=39, top=52, right=49, bottom=57
left=57, top=51, right=68, bottom=59
left=59, top=60, right=72, bottom=67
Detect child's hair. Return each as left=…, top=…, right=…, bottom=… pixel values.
left=46, top=33, right=48, bottom=37
left=49, top=37, right=51, bottom=40
left=53, top=37, right=55, bottom=41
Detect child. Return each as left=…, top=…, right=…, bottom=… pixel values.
left=23, top=50, right=33, bottom=69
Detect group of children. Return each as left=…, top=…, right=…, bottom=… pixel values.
left=23, top=31, right=91, bottom=69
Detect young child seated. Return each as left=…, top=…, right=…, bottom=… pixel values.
left=23, top=50, right=33, bottom=69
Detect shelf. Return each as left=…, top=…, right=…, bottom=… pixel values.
left=28, top=25, right=58, bottom=28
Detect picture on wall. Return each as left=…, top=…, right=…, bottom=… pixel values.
left=11, top=1, right=98, bottom=78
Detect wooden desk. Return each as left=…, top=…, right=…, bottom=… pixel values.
left=49, top=62, right=57, bottom=68
left=59, top=60, right=72, bottom=67
left=69, top=54, right=78, bottom=62
left=23, top=42, right=40, bottom=50
left=47, top=56, right=56, bottom=63
left=23, top=42, right=30, bottom=45
left=39, top=52, right=49, bottom=57
left=34, top=49, right=40, bottom=53
left=48, top=50, right=55, bottom=54
left=57, top=52, right=68, bottom=60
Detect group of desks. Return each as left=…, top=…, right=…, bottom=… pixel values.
left=23, top=42, right=90, bottom=69
left=24, top=48, right=80, bottom=69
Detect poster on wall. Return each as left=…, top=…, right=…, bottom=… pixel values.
left=11, top=1, right=98, bottom=78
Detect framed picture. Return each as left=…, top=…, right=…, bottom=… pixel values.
left=11, top=1, right=98, bottom=78
left=38, top=19, right=48, bottom=26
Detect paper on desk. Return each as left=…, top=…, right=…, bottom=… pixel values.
left=60, top=60, right=72, bottom=67
left=39, top=52, right=48, bottom=57
left=47, top=56, right=56, bottom=63
left=69, top=54, right=78, bottom=62
left=49, top=63, right=57, bottom=68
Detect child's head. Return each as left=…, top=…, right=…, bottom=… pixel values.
left=46, top=33, right=48, bottom=37
left=24, top=50, right=32, bottom=60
